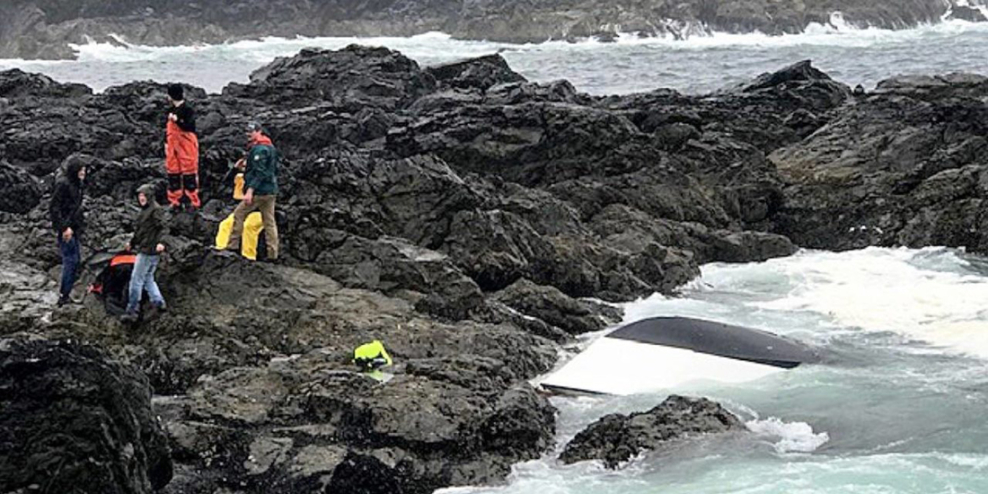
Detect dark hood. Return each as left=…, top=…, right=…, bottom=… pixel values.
left=64, top=158, right=84, bottom=186
left=137, top=184, right=157, bottom=208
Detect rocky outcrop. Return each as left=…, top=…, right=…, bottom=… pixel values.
left=427, top=54, right=528, bottom=91
left=493, top=279, right=623, bottom=336
left=0, top=0, right=977, bottom=60
left=559, top=395, right=745, bottom=468
left=0, top=337, right=173, bottom=494
left=947, top=5, right=988, bottom=22
left=770, top=73, right=988, bottom=253
left=2, top=46, right=984, bottom=492
left=0, top=161, right=42, bottom=214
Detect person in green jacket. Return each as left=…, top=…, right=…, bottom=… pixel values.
left=227, top=121, right=279, bottom=261
left=121, top=184, right=168, bottom=323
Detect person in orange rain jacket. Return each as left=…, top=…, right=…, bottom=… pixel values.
left=165, top=84, right=200, bottom=211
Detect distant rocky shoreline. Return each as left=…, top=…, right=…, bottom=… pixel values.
left=2, top=0, right=987, bottom=59
left=2, top=44, right=987, bottom=493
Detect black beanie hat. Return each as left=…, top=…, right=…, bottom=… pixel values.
left=167, top=84, right=184, bottom=101
left=246, top=121, right=265, bottom=134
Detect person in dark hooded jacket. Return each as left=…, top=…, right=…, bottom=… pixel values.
left=49, top=158, right=86, bottom=306
left=121, top=184, right=168, bottom=322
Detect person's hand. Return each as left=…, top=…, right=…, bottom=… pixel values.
left=235, top=158, right=246, bottom=170
left=63, top=227, right=73, bottom=242
left=244, top=189, right=254, bottom=206
left=168, top=113, right=178, bottom=122
left=155, top=243, right=165, bottom=254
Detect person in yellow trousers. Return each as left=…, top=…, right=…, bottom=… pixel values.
left=215, top=213, right=264, bottom=260
left=214, top=145, right=265, bottom=260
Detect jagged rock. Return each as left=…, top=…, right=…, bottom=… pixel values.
left=426, top=54, right=527, bottom=91
left=0, top=160, right=41, bottom=214
left=738, top=60, right=837, bottom=93
left=441, top=209, right=556, bottom=291
left=493, top=279, right=622, bottom=335
left=947, top=5, right=988, bottom=22
left=225, top=45, right=437, bottom=111
left=325, top=452, right=402, bottom=494
left=560, top=395, right=745, bottom=468
left=0, top=68, right=91, bottom=99
left=0, top=337, right=173, bottom=493
left=771, top=73, right=988, bottom=253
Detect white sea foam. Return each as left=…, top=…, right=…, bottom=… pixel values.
left=720, top=247, right=988, bottom=359
left=4, top=16, right=988, bottom=94
left=747, top=417, right=830, bottom=453
left=50, top=15, right=988, bottom=64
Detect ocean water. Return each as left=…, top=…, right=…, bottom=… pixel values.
left=444, top=247, right=988, bottom=494
left=3, top=16, right=988, bottom=95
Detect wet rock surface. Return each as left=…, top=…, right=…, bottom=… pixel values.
left=0, top=336, right=173, bottom=494
left=1, top=46, right=985, bottom=492
left=771, top=73, right=988, bottom=253
left=0, top=0, right=969, bottom=59
left=559, top=395, right=746, bottom=468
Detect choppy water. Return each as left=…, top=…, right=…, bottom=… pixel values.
left=443, top=247, right=988, bottom=494
left=3, top=17, right=988, bottom=95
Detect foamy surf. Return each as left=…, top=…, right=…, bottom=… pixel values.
left=60, top=16, right=988, bottom=60
left=3, top=15, right=988, bottom=95
left=747, top=417, right=831, bottom=453
left=709, top=247, right=988, bottom=359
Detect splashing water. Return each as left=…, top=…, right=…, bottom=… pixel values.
left=3, top=20, right=988, bottom=94
left=443, top=248, right=988, bottom=494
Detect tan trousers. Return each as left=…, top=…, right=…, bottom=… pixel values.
left=228, top=195, right=278, bottom=260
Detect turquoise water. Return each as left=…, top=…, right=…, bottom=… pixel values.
left=445, top=248, right=988, bottom=494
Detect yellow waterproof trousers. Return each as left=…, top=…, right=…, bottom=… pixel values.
left=215, top=212, right=264, bottom=260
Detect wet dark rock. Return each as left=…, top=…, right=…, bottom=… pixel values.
left=947, top=5, right=988, bottom=22
left=440, top=209, right=556, bottom=292
left=0, top=161, right=42, bottom=214
left=874, top=73, right=988, bottom=99
left=493, top=279, right=622, bottom=335
left=0, top=69, right=91, bottom=99
left=0, top=336, right=173, bottom=493
left=327, top=452, right=403, bottom=494
left=426, top=54, right=527, bottom=92
left=560, top=395, right=746, bottom=468
left=225, top=45, right=437, bottom=111
left=771, top=73, right=988, bottom=253
left=738, top=60, right=836, bottom=92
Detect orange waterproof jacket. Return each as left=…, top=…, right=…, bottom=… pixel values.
left=166, top=118, right=199, bottom=174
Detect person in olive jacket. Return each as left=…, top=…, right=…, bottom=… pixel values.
left=121, top=184, right=168, bottom=322
left=49, top=157, right=87, bottom=306
left=227, top=121, right=279, bottom=261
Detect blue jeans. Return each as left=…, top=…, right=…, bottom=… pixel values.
left=57, top=234, right=81, bottom=299
left=126, top=253, right=165, bottom=315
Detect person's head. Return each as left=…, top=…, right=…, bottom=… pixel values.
left=64, top=157, right=87, bottom=184
left=246, top=121, right=266, bottom=141
left=167, top=84, right=184, bottom=105
left=137, top=184, right=156, bottom=208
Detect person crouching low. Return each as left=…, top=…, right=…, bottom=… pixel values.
left=121, top=184, right=168, bottom=323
